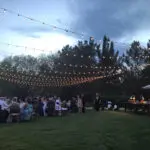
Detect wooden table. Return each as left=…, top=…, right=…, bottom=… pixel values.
left=119, top=102, right=150, bottom=114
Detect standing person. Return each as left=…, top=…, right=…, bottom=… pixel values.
left=100, top=97, right=105, bottom=111
left=53, top=95, right=57, bottom=101
left=81, top=94, right=86, bottom=113
left=27, top=100, right=33, bottom=117
left=61, top=100, right=68, bottom=116
left=22, top=99, right=33, bottom=121
left=43, top=98, right=47, bottom=116
left=20, top=99, right=26, bottom=120
left=0, top=98, right=9, bottom=123
left=38, top=98, right=44, bottom=116
left=47, top=97, right=55, bottom=116
left=94, top=93, right=101, bottom=111
left=20, top=99, right=25, bottom=110
left=66, top=100, right=71, bottom=112
left=77, top=95, right=83, bottom=113
left=55, top=97, right=62, bottom=116
left=71, top=97, right=77, bottom=113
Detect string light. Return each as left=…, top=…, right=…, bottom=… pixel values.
left=0, top=69, right=122, bottom=87
left=0, top=41, right=149, bottom=60
left=0, top=7, right=148, bottom=87
left=0, top=8, right=84, bottom=37
left=0, top=64, right=122, bottom=76
left=0, top=73, right=102, bottom=86
left=0, top=7, right=145, bottom=48
left=0, top=65, right=122, bottom=78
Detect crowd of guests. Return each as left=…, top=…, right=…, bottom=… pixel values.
left=0, top=97, right=34, bottom=123
left=0, top=93, right=117, bottom=123
left=0, top=94, right=87, bottom=123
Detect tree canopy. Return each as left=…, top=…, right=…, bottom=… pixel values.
left=0, top=35, right=150, bottom=98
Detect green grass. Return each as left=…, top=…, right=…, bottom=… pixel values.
left=0, top=111, right=150, bottom=150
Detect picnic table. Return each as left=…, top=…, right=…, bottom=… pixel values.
left=119, top=102, right=150, bottom=114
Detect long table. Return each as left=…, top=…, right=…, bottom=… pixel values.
left=119, top=102, right=150, bottom=113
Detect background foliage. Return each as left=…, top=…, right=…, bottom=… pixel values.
left=0, top=36, right=150, bottom=100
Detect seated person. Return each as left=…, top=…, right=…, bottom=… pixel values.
left=128, top=95, right=136, bottom=104
left=21, top=100, right=33, bottom=121
left=9, top=100, right=20, bottom=122
left=107, top=101, right=112, bottom=110
left=47, top=98, right=55, bottom=116
left=113, top=104, right=118, bottom=111
left=66, top=100, right=71, bottom=111
left=9, top=99, right=20, bottom=114
left=140, top=95, right=145, bottom=104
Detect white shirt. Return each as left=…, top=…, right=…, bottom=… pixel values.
left=20, top=102, right=25, bottom=109
left=114, top=105, right=117, bottom=109
left=55, top=99, right=61, bottom=111
left=107, top=101, right=112, bottom=108
left=0, top=99, right=9, bottom=110
left=43, top=101, right=47, bottom=109
left=77, top=98, right=83, bottom=108
left=66, top=101, right=71, bottom=107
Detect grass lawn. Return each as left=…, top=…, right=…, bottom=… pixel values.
left=0, top=111, right=150, bottom=150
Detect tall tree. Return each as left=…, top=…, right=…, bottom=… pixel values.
left=121, top=41, right=147, bottom=95
left=124, top=41, right=146, bottom=78
left=53, top=38, right=98, bottom=76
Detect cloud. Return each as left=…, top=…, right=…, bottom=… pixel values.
left=10, top=25, right=53, bottom=38
left=68, top=0, right=150, bottom=41
left=1, top=0, right=150, bottom=59
left=10, top=24, right=79, bottom=39
left=56, top=19, right=62, bottom=24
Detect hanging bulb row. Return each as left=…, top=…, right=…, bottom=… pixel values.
left=0, top=41, right=150, bottom=59
left=55, top=63, right=122, bottom=69
left=0, top=65, right=121, bottom=76
left=0, top=68, right=121, bottom=83
left=0, top=74, right=105, bottom=87
left=0, top=7, right=146, bottom=47
left=1, top=63, right=122, bottom=70
left=57, top=53, right=150, bottom=59
left=0, top=71, right=121, bottom=87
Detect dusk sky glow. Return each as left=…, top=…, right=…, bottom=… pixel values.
left=0, top=0, right=150, bottom=59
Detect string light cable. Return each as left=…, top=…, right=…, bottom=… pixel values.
left=0, top=41, right=149, bottom=60
left=0, top=71, right=122, bottom=87
left=0, top=7, right=147, bottom=48
left=0, top=63, right=123, bottom=77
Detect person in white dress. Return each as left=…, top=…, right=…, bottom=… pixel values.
left=55, top=97, right=62, bottom=116
left=43, top=98, right=47, bottom=116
